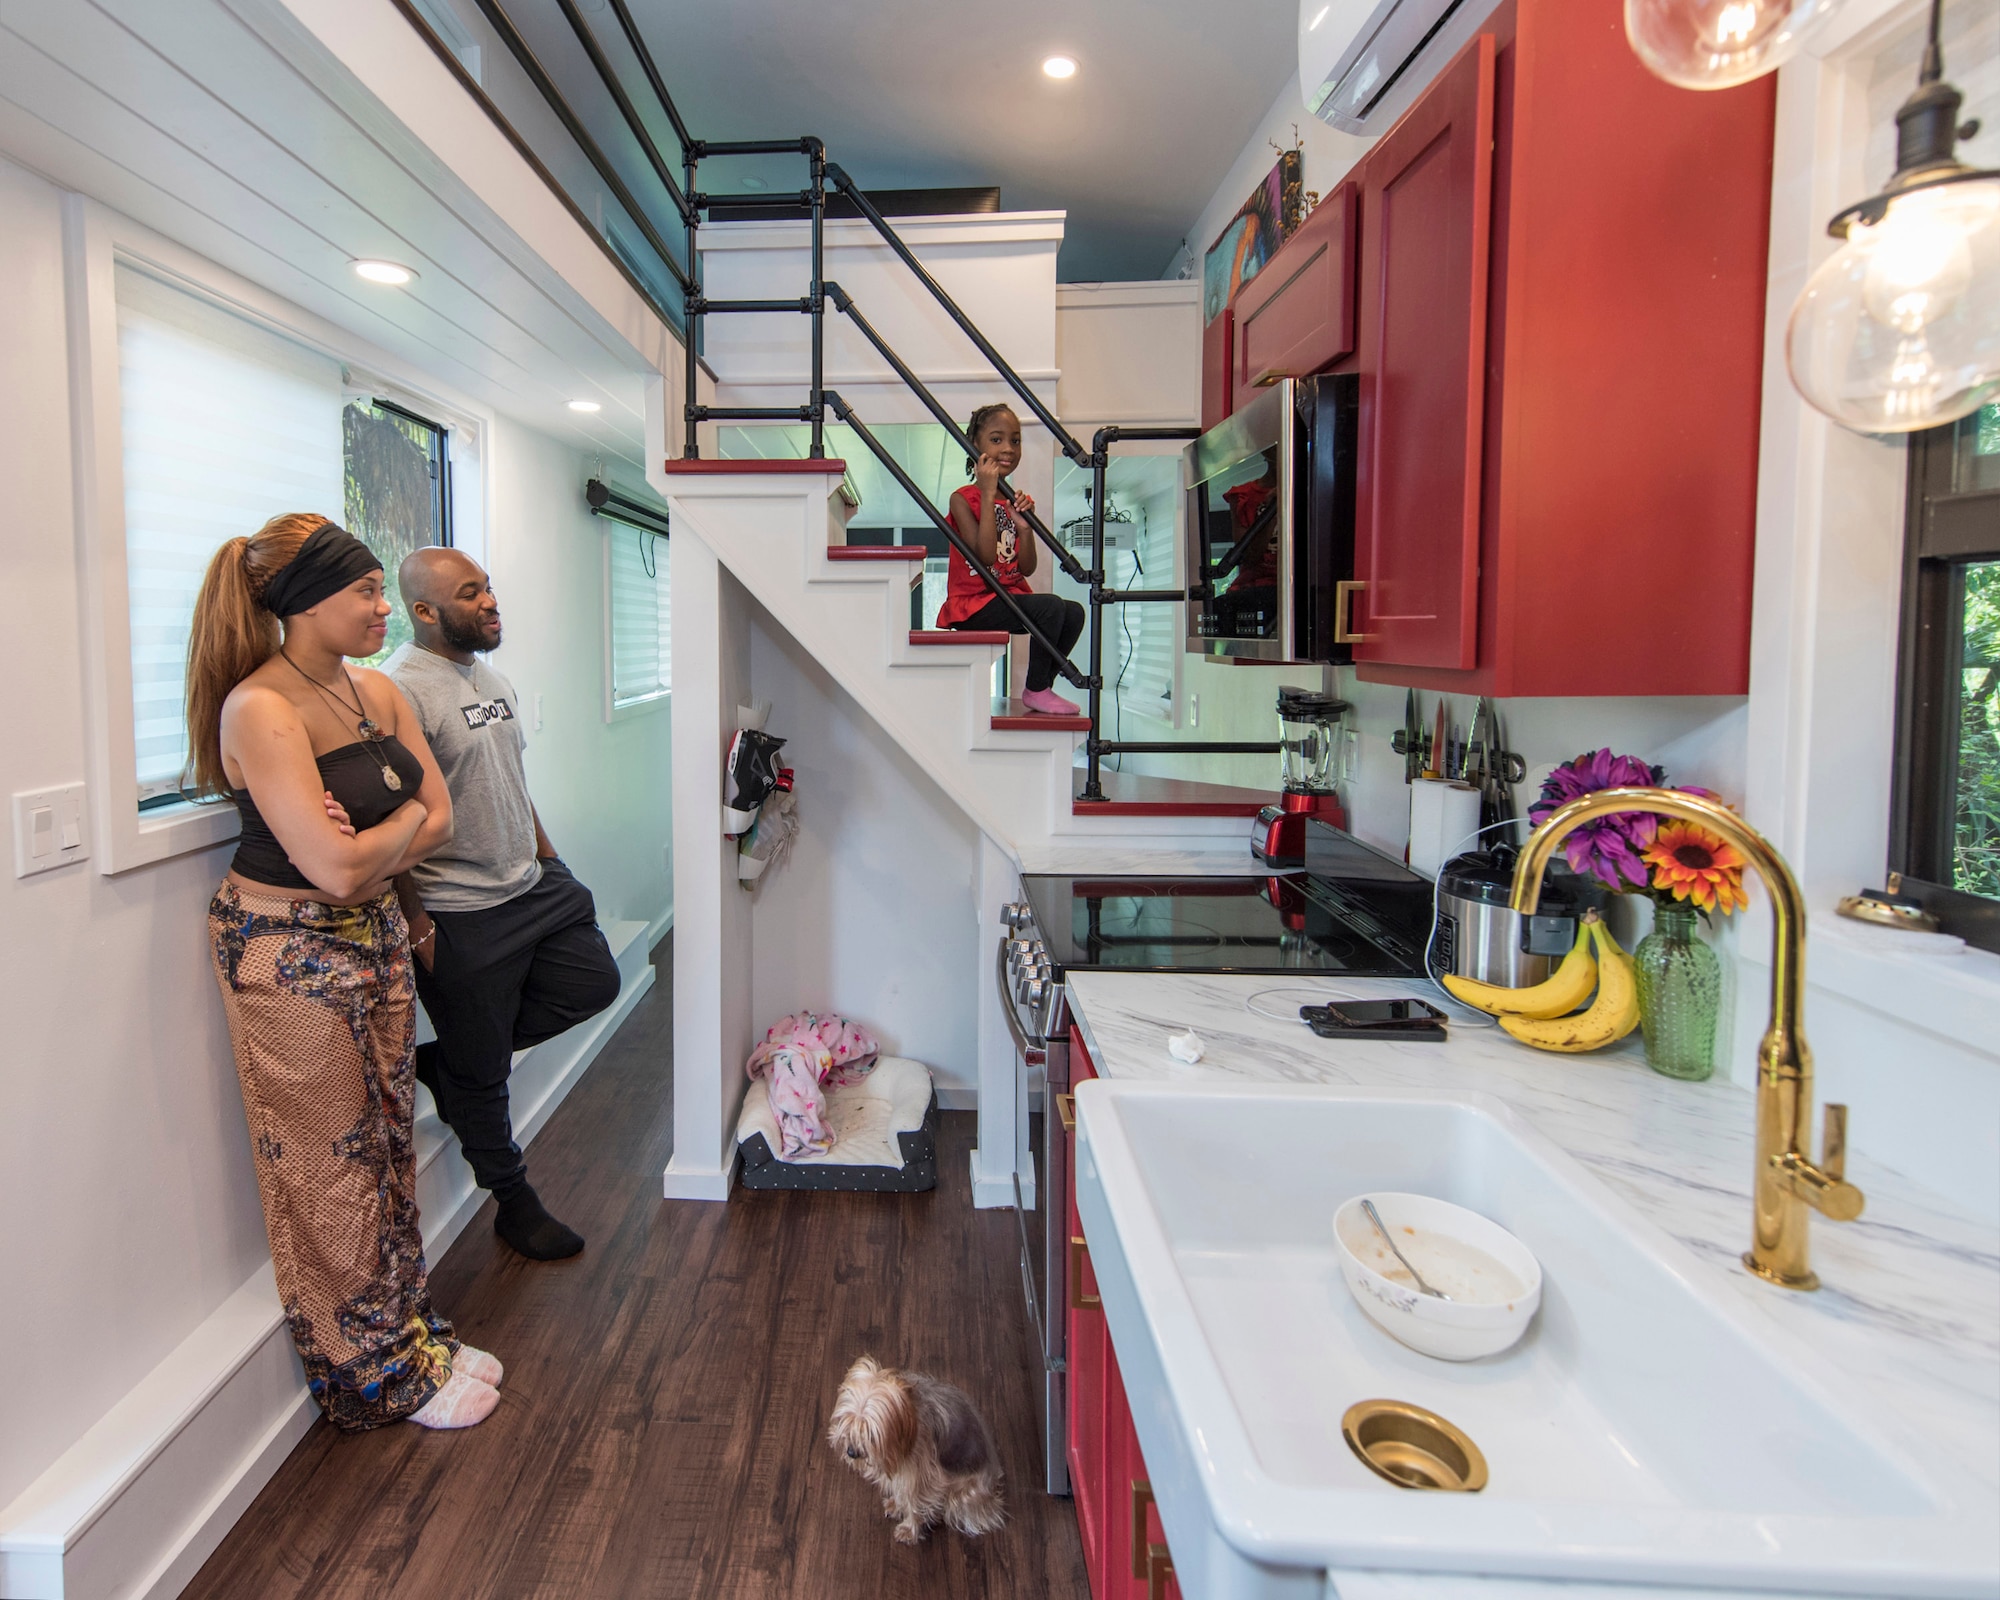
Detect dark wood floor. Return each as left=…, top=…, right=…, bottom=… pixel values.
left=183, top=938, right=1088, bottom=1600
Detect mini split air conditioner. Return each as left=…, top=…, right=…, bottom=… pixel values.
left=1299, top=0, right=1506, bottom=133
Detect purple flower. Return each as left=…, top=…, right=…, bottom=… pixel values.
left=1528, top=749, right=1667, bottom=890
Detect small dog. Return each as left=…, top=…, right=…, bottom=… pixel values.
left=828, top=1355, right=1006, bottom=1545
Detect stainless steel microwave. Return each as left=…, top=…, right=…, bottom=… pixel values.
left=1184, top=374, right=1359, bottom=665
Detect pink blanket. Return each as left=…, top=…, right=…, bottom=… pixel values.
left=745, top=1011, right=880, bottom=1158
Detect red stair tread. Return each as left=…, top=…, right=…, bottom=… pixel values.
left=828, top=545, right=927, bottom=561
left=991, top=699, right=1090, bottom=732
left=909, top=630, right=1010, bottom=646
left=1072, top=770, right=1274, bottom=817
left=661, top=458, right=847, bottom=475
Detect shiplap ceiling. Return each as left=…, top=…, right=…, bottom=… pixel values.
left=615, top=0, right=1297, bottom=281
left=0, top=0, right=659, bottom=461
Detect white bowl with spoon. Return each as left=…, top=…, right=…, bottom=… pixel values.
left=1333, top=1192, right=1542, bottom=1361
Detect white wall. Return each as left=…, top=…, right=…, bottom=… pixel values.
left=486, top=420, right=673, bottom=934
left=747, top=604, right=981, bottom=1101
left=0, top=152, right=674, bottom=1528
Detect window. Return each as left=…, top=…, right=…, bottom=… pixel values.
left=607, top=519, right=671, bottom=708
left=1890, top=401, right=2000, bottom=952
left=343, top=398, right=451, bottom=667
left=116, top=265, right=344, bottom=807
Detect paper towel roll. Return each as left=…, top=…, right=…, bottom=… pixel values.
left=1409, top=780, right=1482, bottom=880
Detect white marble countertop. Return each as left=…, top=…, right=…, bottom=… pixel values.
left=1065, top=969, right=2000, bottom=1524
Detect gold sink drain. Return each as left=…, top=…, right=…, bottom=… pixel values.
left=1342, top=1399, right=1488, bottom=1492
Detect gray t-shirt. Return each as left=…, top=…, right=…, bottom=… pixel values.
left=386, top=644, right=541, bottom=912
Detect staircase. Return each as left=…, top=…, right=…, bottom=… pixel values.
left=660, top=460, right=1259, bottom=862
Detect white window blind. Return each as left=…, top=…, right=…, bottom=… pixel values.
left=608, top=520, right=670, bottom=705
left=1118, top=503, right=1179, bottom=725
left=116, top=265, right=343, bottom=802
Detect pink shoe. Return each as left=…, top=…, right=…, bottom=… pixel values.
left=1021, top=688, right=1082, bottom=716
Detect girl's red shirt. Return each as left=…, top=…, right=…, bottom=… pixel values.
left=935, top=485, right=1033, bottom=628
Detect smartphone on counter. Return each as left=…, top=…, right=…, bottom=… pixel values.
left=1300, top=997, right=1448, bottom=1041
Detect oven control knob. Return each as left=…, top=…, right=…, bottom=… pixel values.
left=1000, top=901, right=1032, bottom=930
left=1021, top=976, right=1049, bottom=1011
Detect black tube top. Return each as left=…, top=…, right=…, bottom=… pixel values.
left=231, top=737, right=425, bottom=892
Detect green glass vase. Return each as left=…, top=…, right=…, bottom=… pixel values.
left=1633, top=904, right=1721, bottom=1081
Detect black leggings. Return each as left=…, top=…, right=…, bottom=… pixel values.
left=954, top=593, right=1086, bottom=693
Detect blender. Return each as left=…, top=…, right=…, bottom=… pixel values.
left=1252, top=687, right=1350, bottom=868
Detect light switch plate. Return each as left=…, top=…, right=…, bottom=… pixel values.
left=14, top=784, right=89, bottom=877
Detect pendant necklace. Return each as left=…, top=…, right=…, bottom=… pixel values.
left=280, top=650, right=403, bottom=792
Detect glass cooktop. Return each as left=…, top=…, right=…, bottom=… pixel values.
left=1019, top=872, right=1430, bottom=979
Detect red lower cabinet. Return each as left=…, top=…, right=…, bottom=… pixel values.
left=1067, top=1030, right=1179, bottom=1599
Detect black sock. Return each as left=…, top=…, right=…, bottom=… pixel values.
left=493, top=1183, right=584, bottom=1260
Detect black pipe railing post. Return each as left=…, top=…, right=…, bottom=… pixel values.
left=683, top=138, right=701, bottom=456
left=808, top=138, right=827, bottom=460
left=1080, top=433, right=1113, bottom=803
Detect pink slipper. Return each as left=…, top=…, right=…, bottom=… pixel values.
left=456, top=1345, right=503, bottom=1388
left=1021, top=688, right=1081, bottom=716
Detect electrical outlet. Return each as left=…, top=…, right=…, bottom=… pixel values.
left=13, top=784, right=88, bottom=877
left=1189, top=693, right=1200, bottom=728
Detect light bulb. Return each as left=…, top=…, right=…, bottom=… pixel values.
left=352, top=259, right=416, bottom=285
left=1624, top=0, right=1843, bottom=89
left=1787, top=178, right=2000, bottom=433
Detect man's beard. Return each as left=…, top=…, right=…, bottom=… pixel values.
left=439, top=611, right=494, bottom=654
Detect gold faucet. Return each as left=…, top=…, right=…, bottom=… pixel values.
left=1510, top=788, right=1864, bottom=1291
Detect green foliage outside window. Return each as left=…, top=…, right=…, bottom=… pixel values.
left=342, top=402, right=445, bottom=666
left=1957, top=558, right=2000, bottom=900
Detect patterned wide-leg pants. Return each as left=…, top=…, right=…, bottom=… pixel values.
left=209, top=880, right=459, bottom=1430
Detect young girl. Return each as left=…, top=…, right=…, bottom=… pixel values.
left=938, top=404, right=1086, bottom=715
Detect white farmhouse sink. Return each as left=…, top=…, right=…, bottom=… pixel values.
left=1074, top=1081, right=1991, bottom=1599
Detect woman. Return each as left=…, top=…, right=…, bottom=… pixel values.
left=187, top=512, right=501, bottom=1430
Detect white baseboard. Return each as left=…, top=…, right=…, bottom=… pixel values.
left=0, top=919, right=657, bottom=1600
left=660, top=1149, right=737, bottom=1202
left=935, top=1084, right=979, bottom=1111
left=967, top=1147, right=1031, bottom=1211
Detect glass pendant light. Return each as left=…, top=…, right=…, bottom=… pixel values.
left=1624, top=0, right=1845, bottom=90
left=1787, top=0, right=2000, bottom=434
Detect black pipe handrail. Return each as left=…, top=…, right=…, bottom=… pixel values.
left=823, top=281, right=1087, bottom=586
left=464, top=0, right=693, bottom=296
left=551, top=0, right=693, bottom=226
left=825, top=164, right=1088, bottom=467
left=603, top=0, right=695, bottom=153
left=824, top=392, right=1086, bottom=689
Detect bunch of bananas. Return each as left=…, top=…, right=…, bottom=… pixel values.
left=1441, top=910, right=1640, bottom=1053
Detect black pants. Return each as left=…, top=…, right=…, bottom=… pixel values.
left=954, top=593, right=1086, bottom=693
left=412, top=860, right=623, bottom=1200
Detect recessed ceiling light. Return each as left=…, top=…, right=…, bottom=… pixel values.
left=352, top=259, right=416, bottom=286
left=567, top=399, right=602, bottom=413
left=1042, top=55, right=1077, bottom=79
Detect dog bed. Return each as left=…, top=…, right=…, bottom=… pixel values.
left=735, top=1054, right=938, bottom=1193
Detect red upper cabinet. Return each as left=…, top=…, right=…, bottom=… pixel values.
left=1200, top=309, right=1234, bottom=432
left=1352, top=36, right=1495, bottom=672
left=1335, top=0, right=1773, bottom=696
left=1232, top=182, right=1358, bottom=414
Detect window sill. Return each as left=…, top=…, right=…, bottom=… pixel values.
left=1739, top=910, right=2000, bottom=1057
left=607, top=690, right=671, bottom=725
left=105, top=797, right=240, bottom=874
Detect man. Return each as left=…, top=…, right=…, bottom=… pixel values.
left=387, top=546, right=622, bottom=1260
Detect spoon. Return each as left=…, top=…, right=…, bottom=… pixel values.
left=1360, top=1198, right=1451, bottom=1301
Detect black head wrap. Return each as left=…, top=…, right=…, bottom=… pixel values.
left=258, top=523, right=383, bottom=617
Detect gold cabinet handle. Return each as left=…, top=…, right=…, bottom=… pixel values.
left=1068, top=1236, right=1100, bottom=1311
left=1130, top=1480, right=1155, bottom=1579
left=1056, top=1091, right=1076, bottom=1133
left=1334, top=579, right=1373, bottom=643
left=1147, top=1541, right=1176, bottom=1600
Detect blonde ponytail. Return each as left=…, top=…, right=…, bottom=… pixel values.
left=183, top=512, right=330, bottom=797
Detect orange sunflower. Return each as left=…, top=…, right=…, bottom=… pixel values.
left=1643, top=820, right=1748, bottom=914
